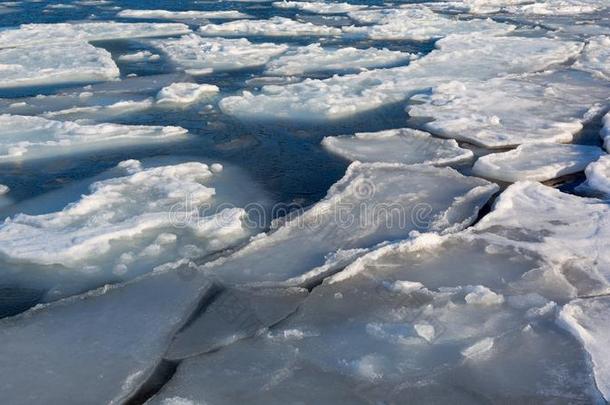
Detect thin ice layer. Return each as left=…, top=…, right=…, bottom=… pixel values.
left=559, top=297, right=610, bottom=401
left=322, top=128, right=473, bottom=165
left=408, top=70, right=609, bottom=148
left=344, top=5, right=514, bottom=40
left=198, top=16, right=342, bottom=37
left=472, top=143, right=605, bottom=182
left=152, top=34, right=288, bottom=72
left=0, top=41, right=119, bottom=88
left=582, top=155, right=610, bottom=196
left=574, top=36, right=610, bottom=81
left=156, top=82, right=219, bottom=105
left=273, top=1, right=367, bottom=14
left=0, top=22, right=190, bottom=48
left=0, top=267, right=215, bottom=405
left=117, top=9, right=252, bottom=19
left=265, top=43, right=413, bottom=76
left=220, top=33, right=583, bottom=120
left=198, top=162, right=497, bottom=286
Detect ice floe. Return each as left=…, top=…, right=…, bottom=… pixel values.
left=506, top=0, right=609, bottom=15
left=273, top=1, right=367, bottom=14
left=117, top=50, right=161, bottom=62
left=156, top=82, right=219, bottom=105
left=574, top=36, right=610, bottom=81
left=198, top=16, right=342, bottom=37
left=581, top=154, right=610, bottom=196
left=0, top=114, right=186, bottom=162
left=264, top=43, right=413, bottom=76
left=152, top=34, right=288, bottom=72
left=117, top=9, right=252, bottom=20
left=0, top=42, right=119, bottom=88
left=322, top=128, right=473, bottom=165
left=472, top=143, right=605, bottom=182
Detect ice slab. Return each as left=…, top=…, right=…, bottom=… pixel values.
left=559, top=297, right=610, bottom=401
left=0, top=22, right=191, bottom=48
left=264, top=43, right=413, bottom=76
left=472, top=143, right=605, bottom=182
left=273, top=1, right=367, bottom=14
left=0, top=114, right=185, bottom=162
left=42, top=98, right=155, bottom=121
left=344, top=5, right=514, bottom=40
left=0, top=41, right=119, bottom=88
left=152, top=34, right=288, bottom=72
left=117, top=9, right=252, bottom=20
left=198, top=16, right=342, bottom=37
left=574, top=36, right=610, bottom=81
left=322, top=128, right=473, bottom=165
left=506, top=0, right=609, bottom=15
left=117, top=50, right=160, bottom=62
left=582, top=155, right=610, bottom=196
left=156, top=82, right=219, bottom=105
left=407, top=70, right=609, bottom=148
left=198, top=162, right=497, bottom=286
left=0, top=267, right=215, bottom=405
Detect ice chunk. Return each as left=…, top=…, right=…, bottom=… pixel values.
left=0, top=267, right=216, bottom=405
left=582, top=155, right=610, bottom=196
left=198, top=16, right=342, bottom=37
left=156, top=82, right=219, bottom=105
left=117, top=9, right=252, bottom=20
left=322, top=128, right=473, bottom=165
left=198, top=162, right=497, bottom=285
left=0, top=22, right=191, bottom=48
left=603, top=111, right=610, bottom=152
left=0, top=114, right=185, bottom=162
left=344, top=5, right=514, bottom=40
left=408, top=70, right=608, bottom=148
left=506, top=0, right=608, bottom=15
left=273, top=1, right=367, bottom=14
left=265, top=43, right=413, bottom=76
left=117, top=50, right=160, bottom=62
left=574, top=36, right=610, bottom=81
left=472, top=143, right=605, bottom=182
left=152, top=34, right=288, bottom=72
left=0, top=42, right=119, bottom=88
left=559, top=297, right=610, bottom=401
left=0, top=185, right=9, bottom=195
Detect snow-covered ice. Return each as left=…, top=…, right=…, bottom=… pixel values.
left=152, top=34, right=288, bottom=72
left=156, top=82, right=219, bottom=105
left=199, top=16, right=342, bottom=37
left=273, top=1, right=367, bottom=14
left=322, top=128, right=473, bottom=165
left=264, top=43, right=414, bottom=76
left=472, top=143, right=605, bottom=182
left=581, top=155, right=610, bottom=196
left=574, top=36, right=610, bottom=81
left=0, top=42, right=119, bottom=88
left=117, top=9, right=252, bottom=20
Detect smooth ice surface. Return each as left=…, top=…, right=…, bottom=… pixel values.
left=273, top=1, right=367, bottom=14
left=0, top=42, right=119, bottom=88
left=199, top=16, right=342, bottom=37
left=197, top=162, right=497, bottom=286
left=0, top=114, right=186, bottom=162
left=156, top=82, right=219, bottom=105
left=220, top=33, right=583, bottom=121
left=265, top=43, right=413, bottom=76
left=582, top=155, right=610, bottom=196
left=152, top=34, right=288, bottom=72
left=472, top=143, right=605, bottom=182
left=0, top=267, right=215, bottom=405
left=408, top=70, right=609, bottom=148
left=344, top=5, right=514, bottom=40
left=559, top=297, right=610, bottom=401
left=322, top=128, right=473, bottom=165
left=117, top=9, right=252, bottom=20
left=0, top=22, right=191, bottom=48
left=574, top=36, right=610, bottom=81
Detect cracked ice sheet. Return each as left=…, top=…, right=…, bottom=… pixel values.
left=264, top=43, right=414, bottom=76
left=198, top=16, right=342, bottom=37
left=408, top=70, right=610, bottom=148
left=220, top=33, right=583, bottom=121
left=472, top=143, right=605, bottom=182
left=574, top=36, right=610, bottom=81
left=152, top=34, right=288, bottom=72
left=0, top=266, right=216, bottom=405
left=0, top=159, right=269, bottom=300
left=0, top=41, right=119, bottom=89
left=0, top=114, right=186, bottom=162
left=150, top=236, right=602, bottom=403
left=343, top=5, right=514, bottom=41
left=117, top=9, right=252, bottom=20
left=322, top=128, right=473, bottom=166
left=196, top=162, right=497, bottom=287
left=272, top=1, right=367, bottom=14
left=0, top=22, right=191, bottom=49
left=559, top=297, right=610, bottom=401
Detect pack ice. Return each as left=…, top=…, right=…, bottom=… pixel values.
left=199, top=16, right=342, bottom=37
left=117, top=9, right=252, bottom=20
left=574, top=36, right=610, bottom=81
left=581, top=155, right=610, bottom=196
left=322, top=128, right=473, bottom=165
left=273, top=1, right=367, bottom=14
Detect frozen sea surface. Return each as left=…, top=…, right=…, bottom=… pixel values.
left=0, top=0, right=609, bottom=404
